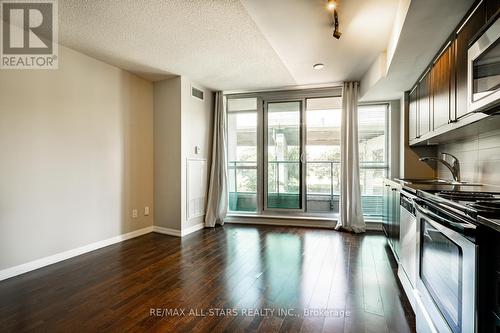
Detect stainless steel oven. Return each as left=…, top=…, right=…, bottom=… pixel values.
left=468, top=17, right=500, bottom=114
left=414, top=199, right=477, bottom=333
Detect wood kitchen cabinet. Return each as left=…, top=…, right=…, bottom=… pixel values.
left=408, top=86, right=418, bottom=141
left=431, top=43, right=454, bottom=130
left=408, top=0, right=498, bottom=146
left=418, top=69, right=432, bottom=136
left=486, top=0, right=500, bottom=21
left=455, top=1, right=486, bottom=119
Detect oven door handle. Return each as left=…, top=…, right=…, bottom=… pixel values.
left=414, top=202, right=477, bottom=231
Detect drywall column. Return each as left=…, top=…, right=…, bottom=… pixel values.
left=154, top=77, right=182, bottom=232
left=154, top=76, right=213, bottom=234
left=180, top=77, right=213, bottom=231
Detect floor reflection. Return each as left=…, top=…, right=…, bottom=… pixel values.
left=0, top=224, right=416, bottom=332
left=220, top=225, right=415, bottom=333
left=263, top=232, right=302, bottom=308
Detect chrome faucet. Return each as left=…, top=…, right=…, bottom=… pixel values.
left=419, top=153, right=461, bottom=182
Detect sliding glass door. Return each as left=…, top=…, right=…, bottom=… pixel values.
left=227, top=93, right=343, bottom=215
left=263, top=97, right=342, bottom=214
left=227, top=89, right=394, bottom=220
left=227, top=91, right=389, bottom=220
left=264, top=101, right=304, bottom=211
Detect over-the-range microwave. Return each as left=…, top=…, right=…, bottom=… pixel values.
left=468, top=16, right=500, bottom=114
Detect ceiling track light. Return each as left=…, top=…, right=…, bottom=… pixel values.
left=327, top=0, right=342, bottom=39
left=333, top=9, right=341, bottom=39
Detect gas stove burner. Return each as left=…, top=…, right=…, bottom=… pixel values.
left=468, top=200, right=500, bottom=211
left=436, top=191, right=497, bottom=201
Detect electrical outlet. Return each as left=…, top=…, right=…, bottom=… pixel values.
left=132, top=209, right=138, bottom=218
left=144, top=206, right=150, bottom=216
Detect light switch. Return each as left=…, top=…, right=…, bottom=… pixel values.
left=144, top=206, right=150, bottom=216
left=132, top=209, right=138, bottom=218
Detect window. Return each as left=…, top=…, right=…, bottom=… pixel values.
left=227, top=98, right=258, bottom=212
left=305, top=97, right=342, bottom=214
left=226, top=91, right=389, bottom=221
left=358, top=104, right=389, bottom=220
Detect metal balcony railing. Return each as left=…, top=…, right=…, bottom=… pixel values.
left=228, top=160, right=387, bottom=218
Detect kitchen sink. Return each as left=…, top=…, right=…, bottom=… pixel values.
left=395, top=178, right=482, bottom=186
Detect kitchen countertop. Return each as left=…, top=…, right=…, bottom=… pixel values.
left=395, top=181, right=500, bottom=195
left=391, top=179, right=500, bottom=232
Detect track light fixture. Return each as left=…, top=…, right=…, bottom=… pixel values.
left=332, top=9, right=341, bottom=39
left=327, top=0, right=341, bottom=39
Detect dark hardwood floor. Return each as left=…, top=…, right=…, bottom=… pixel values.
left=0, top=224, right=415, bottom=332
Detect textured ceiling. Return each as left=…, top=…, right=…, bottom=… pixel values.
left=58, top=0, right=401, bottom=91
left=57, top=0, right=470, bottom=98
left=58, top=0, right=296, bottom=90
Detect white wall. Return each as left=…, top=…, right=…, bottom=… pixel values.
left=181, top=77, right=213, bottom=229
left=153, top=77, right=213, bottom=232
left=0, top=46, right=154, bottom=270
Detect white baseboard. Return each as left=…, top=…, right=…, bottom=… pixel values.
left=152, top=226, right=182, bottom=237
left=225, top=216, right=337, bottom=229
left=182, top=222, right=205, bottom=236
left=0, top=226, right=154, bottom=282
left=152, top=223, right=205, bottom=237
left=225, top=216, right=382, bottom=231
left=0, top=218, right=377, bottom=282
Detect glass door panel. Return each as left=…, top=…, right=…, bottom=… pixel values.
left=227, top=98, right=258, bottom=212
left=265, top=101, right=302, bottom=210
left=305, top=97, right=342, bottom=214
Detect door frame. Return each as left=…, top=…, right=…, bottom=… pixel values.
left=226, top=87, right=343, bottom=216
left=263, top=99, right=306, bottom=213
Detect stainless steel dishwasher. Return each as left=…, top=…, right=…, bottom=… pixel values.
left=397, top=189, right=417, bottom=310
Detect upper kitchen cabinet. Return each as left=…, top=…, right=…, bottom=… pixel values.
left=455, top=1, right=486, bottom=119
left=409, top=86, right=418, bottom=141
left=431, top=43, right=454, bottom=130
left=407, top=0, right=498, bottom=146
left=408, top=67, right=435, bottom=143
left=418, top=69, right=432, bottom=137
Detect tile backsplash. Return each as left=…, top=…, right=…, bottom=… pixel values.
left=437, top=123, right=500, bottom=186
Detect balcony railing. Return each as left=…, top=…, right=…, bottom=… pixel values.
left=228, top=160, right=387, bottom=219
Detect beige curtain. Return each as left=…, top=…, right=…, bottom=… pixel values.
left=336, top=82, right=366, bottom=233
left=205, top=92, right=228, bottom=227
